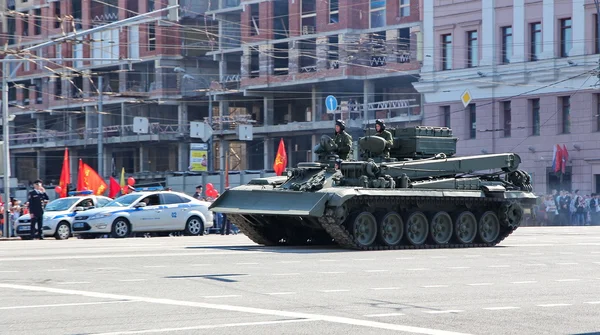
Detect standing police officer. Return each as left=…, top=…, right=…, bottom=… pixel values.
left=28, top=179, right=49, bottom=240
left=374, top=119, right=393, bottom=158
left=333, top=119, right=353, bottom=160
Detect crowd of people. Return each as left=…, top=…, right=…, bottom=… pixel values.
left=536, top=189, right=600, bottom=226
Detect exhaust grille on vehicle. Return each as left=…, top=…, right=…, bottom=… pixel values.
left=75, top=216, right=89, bottom=220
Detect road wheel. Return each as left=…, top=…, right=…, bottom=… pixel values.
left=351, top=211, right=378, bottom=248
left=478, top=211, right=500, bottom=243
left=405, top=211, right=429, bottom=246
left=377, top=211, right=404, bottom=247
left=454, top=211, right=477, bottom=244
left=429, top=212, right=453, bottom=244
left=54, top=222, right=71, bottom=240
left=111, top=218, right=130, bottom=238
left=185, top=216, right=203, bottom=236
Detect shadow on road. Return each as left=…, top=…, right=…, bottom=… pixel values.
left=185, top=245, right=355, bottom=254
left=165, top=274, right=249, bottom=283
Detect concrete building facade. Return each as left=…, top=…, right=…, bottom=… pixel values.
left=1, top=0, right=227, bottom=187
left=206, top=0, right=425, bottom=170
left=413, top=0, right=600, bottom=194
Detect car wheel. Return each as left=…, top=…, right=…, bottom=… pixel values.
left=111, top=218, right=130, bottom=238
left=184, top=216, right=203, bottom=236
left=54, top=222, right=71, bottom=240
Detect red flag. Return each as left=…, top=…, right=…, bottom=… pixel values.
left=58, top=148, right=70, bottom=198
left=273, top=138, right=287, bottom=176
left=77, top=160, right=108, bottom=195
left=77, top=159, right=85, bottom=191
left=561, top=144, right=569, bottom=173
left=554, top=145, right=562, bottom=173
left=108, top=176, right=121, bottom=198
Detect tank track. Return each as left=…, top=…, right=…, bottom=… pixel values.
left=317, top=195, right=517, bottom=250
left=227, top=195, right=522, bottom=250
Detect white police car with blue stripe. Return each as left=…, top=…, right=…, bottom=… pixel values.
left=71, top=188, right=214, bottom=238
left=15, top=191, right=113, bottom=240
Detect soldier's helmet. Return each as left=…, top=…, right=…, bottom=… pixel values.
left=375, top=119, right=386, bottom=131
left=335, top=119, right=346, bottom=131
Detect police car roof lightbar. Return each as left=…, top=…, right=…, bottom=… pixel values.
left=68, top=190, right=94, bottom=196
left=133, top=186, right=164, bottom=192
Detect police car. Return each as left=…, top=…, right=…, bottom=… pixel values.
left=70, top=187, right=214, bottom=238
left=15, top=191, right=112, bottom=240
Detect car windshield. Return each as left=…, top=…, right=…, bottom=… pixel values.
left=45, top=198, right=79, bottom=212
left=104, top=194, right=141, bottom=207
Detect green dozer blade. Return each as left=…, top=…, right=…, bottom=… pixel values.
left=209, top=189, right=330, bottom=217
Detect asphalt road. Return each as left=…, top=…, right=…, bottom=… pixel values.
left=0, top=227, right=599, bottom=335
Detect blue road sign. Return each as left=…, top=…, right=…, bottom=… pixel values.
left=325, top=95, right=338, bottom=111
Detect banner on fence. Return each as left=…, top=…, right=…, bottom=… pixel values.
left=189, top=143, right=208, bottom=172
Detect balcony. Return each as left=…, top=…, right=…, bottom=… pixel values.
left=10, top=123, right=190, bottom=149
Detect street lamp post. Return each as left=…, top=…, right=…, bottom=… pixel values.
left=2, top=61, right=10, bottom=238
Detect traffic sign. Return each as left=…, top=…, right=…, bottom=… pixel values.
left=325, top=95, right=338, bottom=111
left=190, top=121, right=213, bottom=142
left=461, top=90, right=472, bottom=108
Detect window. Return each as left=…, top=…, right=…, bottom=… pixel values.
left=530, top=22, right=542, bottom=61
left=147, top=0, right=155, bottom=12
left=22, top=16, right=29, bottom=36
left=560, top=18, right=572, bottom=57
left=594, top=14, right=600, bottom=54
left=503, top=101, right=512, bottom=137
left=34, top=8, right=41, bottom=35
left=501, top=26, right=512, bottom=64
left=441, top=34, right=452, bottom=70
left=54, top=2, right=61, bottom=29
left=467, top=31, right=478, bottom=68
left=370, top=0, right=386, bottom=28
left=161, top=193, right=186, bottom=204
left=531, top=98, right=540, bottom=136
left=329, top=0, right=339, bottom=23
left=597, top=94, right=600, bottom=132
left=468, top=104, right=476, bottom=139
left=250, top=4, right=260, bottom=35
left=441, top=106, right=451, bottom=127
left=561, top=96, right=571, bottom=134
left=399, top=0, right=410, bottom=17
left=148, top=23, right=156, bottom=50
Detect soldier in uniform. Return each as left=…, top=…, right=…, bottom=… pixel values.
left=27, top=179, right=49, bottom=240
left=374, top=119, right=393, bottom=158
left=334, top=119, right=353, bottom=160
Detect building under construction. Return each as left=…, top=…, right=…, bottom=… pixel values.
left=1, top=0, right=424, bottom=187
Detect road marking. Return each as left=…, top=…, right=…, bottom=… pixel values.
left=203, top=295, right=241, bottom=298
left=353, top=258, right=376, bottom=261
left=364, top=313, right=405, bottom=317
left=511, top=281, right=537, bottom=284
left=483, top=307, right=520, bottom=310
left=371, top=287, right=400, bottom=290
left=278, top=261, right=301, bottom=264
left=319, top=259, right=337, bottom=262
left=0, top=300, right=137, bottom=310
left=0, top=283, right=473, bottom=335
left=0, top=251, right=260, bottom=262
left=272, top=273, right=300, bottom=276
left=498, top=254, right=515, bottom=257
left=422, top=285, right=449, bottom=288
left=424, top=310, right=464, bottom=314
left=430, top=256, right=448, bottom=259
left=592, top=251, right=600, bottom=254
left=91, top=319, right=317, bottom=334
left=0, top=270, right=18, bottom=273
left=407, top=268, right=429, bottom=271
left=319, top=289, right=350, bottom=293
left=555, top=279, right=581, bottom=282
left=365, top=270, right=389, bottom=273
left=487, top=265, right=510, bottom=268
left=524, top=263, right=546, bottom=267
left=318, top=271, right=346, bottom=274
left=236, top=262, right=259, bottom=265
left=396, top=257, right=415, bottom=260
left=537, top=304, right=572, bottom=307
left=528, top=253, right=544, bottom=256
left=464, top=255, right=481, bottom=258
left=47, top=269, right=67, bottom=272
left=119, top=279, right=147, bottom=282
left=556, top=262, right=578, bottom=265
left=96, top=267, right=120, bottom=270
left=559, top=252, right=574, bottom=255
left=266, top=292, right=296, bottom=295
left=447, top=267, right=470, bottom=269
left=467, top=283, right=493, bottom=286
left=143, top=265, right=166, bottom=268
left=191, top=264, right=212, bottom=267
left=56, top=281, right=91, bottom=285
left=584, top=301, right=600, bottom=304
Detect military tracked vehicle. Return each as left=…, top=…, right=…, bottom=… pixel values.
left=210, top=126, right=536, bottom=250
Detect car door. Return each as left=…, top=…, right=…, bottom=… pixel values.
left=159, top=193, right=188, bottom=230
left=130, top=194, right=163, bottom=232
